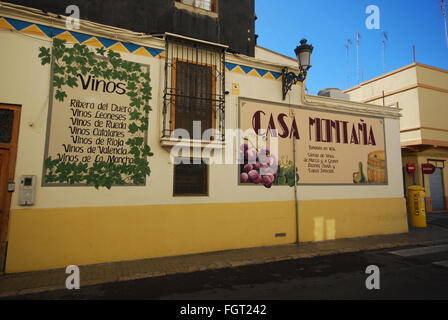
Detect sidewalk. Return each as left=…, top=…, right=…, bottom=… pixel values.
left=1, top=214, right=448, bottom=298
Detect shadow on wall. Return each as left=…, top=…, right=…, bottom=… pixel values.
left=313, top=217, right=336, bottom=241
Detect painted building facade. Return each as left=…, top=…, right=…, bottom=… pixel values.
left=345, top=63, right=448, bottom=213
left=0, top=2, right=408, bottom=273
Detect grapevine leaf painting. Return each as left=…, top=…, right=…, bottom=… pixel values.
left=39, top=38, right=154, bottom=189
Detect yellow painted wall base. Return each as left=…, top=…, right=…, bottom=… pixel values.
left=5, top=198, right=408, bottom=273
left=6, top=201, right=296, bottom=273
left=299, top=197, right=409, bottom=242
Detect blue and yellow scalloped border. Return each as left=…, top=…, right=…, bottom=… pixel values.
left=0, top=16, right=164, bottom=58
left=225, top=62, right=282, bottom=81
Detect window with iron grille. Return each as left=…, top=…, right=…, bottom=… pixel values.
left=0, top=109, right=14, bottom=143
left=176, top=0, right=217, bottom=12
left=162, top=35, right=226, bottom=141
left=173, top=159, right=208, bottom=196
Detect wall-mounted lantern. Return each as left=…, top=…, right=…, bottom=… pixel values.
left=282, top=39, right=314, bottom=100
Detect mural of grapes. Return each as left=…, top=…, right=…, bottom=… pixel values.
left=239, top=139, right=299, bottom=188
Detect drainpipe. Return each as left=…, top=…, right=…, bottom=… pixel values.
left=294, top=135, right=299, bottom=244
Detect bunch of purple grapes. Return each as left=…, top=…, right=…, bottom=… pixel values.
left=239, top=143, right=279, bottom=188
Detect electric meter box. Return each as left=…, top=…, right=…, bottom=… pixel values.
left=19, top=175, right=36, bottom=206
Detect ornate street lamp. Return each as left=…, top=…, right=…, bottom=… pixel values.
left=282, top=39, right=314, bottom=100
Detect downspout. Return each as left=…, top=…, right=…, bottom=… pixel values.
left=288, top=91, right=300, bottom=245
left=294, top=135, right=299, bottom=244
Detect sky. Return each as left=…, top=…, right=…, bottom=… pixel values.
left=255, top=0, right=448, bottom=95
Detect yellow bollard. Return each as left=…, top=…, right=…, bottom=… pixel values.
left=407, top=186, right=427, bottom=228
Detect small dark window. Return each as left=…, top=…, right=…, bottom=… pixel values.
left=177, top=0, right=216, bottom=12
left=174, top=159, right=208, bottom=196
left=0, top=109, right=14, bottom=143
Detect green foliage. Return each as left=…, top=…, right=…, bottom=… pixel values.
left=55, top=90, right=67, bottom=102
left=38, top=47, right=51, bottom=65
left=274, top=160, right=299, bottom=187
left=38, top=39, right=153, bottom=189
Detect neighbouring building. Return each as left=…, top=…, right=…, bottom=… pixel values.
left=3, top=0, right=256, bottom=56
left=345, top=63, right=448, bottom=213
left=0, top=1, right=408, bottom=274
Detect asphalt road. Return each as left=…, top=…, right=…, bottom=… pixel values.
left=8, top=243, right=448, bottom=300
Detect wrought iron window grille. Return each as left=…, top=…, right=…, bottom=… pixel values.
left=162, top=35, right=226, bottom=142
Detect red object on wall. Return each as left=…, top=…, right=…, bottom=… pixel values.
left=422, top=163, right=435, bottom=175
left=407, top=163, right=416, bottom=174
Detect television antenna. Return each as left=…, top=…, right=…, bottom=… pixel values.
left=345, top=38, right=352, bottom=87
left=382, top=32, right=388, bottom=73
left=356, top=32, right=361, bottom=84
left=442, top=0, right=448, bottom=47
